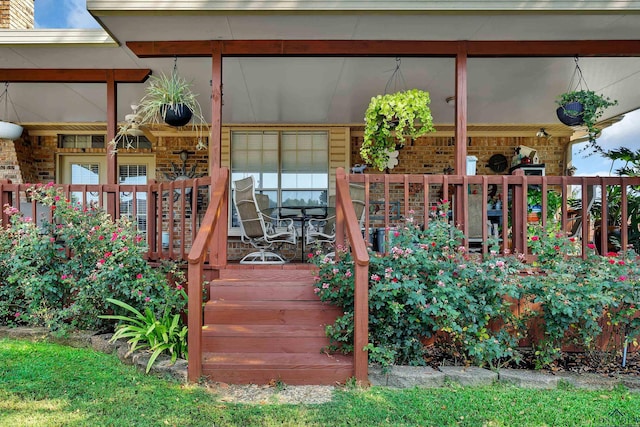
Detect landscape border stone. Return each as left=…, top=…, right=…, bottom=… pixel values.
left=439, top=366, right=498, bottom=387
left=369, top=365, right=446, bottom=388
left=498, top=368, right=561, bottom=389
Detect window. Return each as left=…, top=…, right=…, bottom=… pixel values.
left=230, top=130, right=329, bottom=228
left=119, top=164, right=148, bottom=232
left=59, top=135, right=105, bottom=149
left=59, top=155, right=155, bottom=233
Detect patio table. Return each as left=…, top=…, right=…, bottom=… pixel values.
left=276, top=206, right=333, bottom=262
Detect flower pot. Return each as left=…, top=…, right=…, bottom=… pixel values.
left=161, top=104, right=193, bottom=127
left=527, top=212, right=539, bottom=223
left=556, top=102, right=584, bottom=126
left=0, top=121, right=23, bottom=140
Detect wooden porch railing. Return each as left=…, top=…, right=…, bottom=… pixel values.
left=0, top=177, right=214, bottom=263
left=347, top=172, right=640, bottom=257
left=335, top=167, right=370, bottom=385
left=186, top=167, right=229, bottom=382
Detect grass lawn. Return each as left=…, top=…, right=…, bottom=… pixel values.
left=2, top=338, right=640, bottom=426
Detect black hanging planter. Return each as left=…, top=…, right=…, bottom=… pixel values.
left=556, top=101, right=584, bottom=126
left=161, top=104, right=193, bottom=127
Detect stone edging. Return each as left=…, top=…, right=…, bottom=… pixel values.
left=3, top=327, right=639, bottom=391
left=370, top=365, right=640, bottom=391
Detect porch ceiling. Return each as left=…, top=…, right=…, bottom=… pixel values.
left=2, top=10, right=640, bottom=130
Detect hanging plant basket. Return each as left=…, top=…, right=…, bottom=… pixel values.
left=0, top=121, right=23, bottom=140
left=556, top=101, right=584, bottom=126
left=161, top=103, right=193, bottom=127
left=555, top=57, right=617, bottom=144
left=362, top=89, right=435, bottom=171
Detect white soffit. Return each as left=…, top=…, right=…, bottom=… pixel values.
left=92, top=13, right=640, bottom=43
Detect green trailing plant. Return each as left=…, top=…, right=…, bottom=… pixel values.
left=100, top=297, right=188, bottom=373
left=555, top=90, right=617, bottom=145
left=362, top=89, right=435, bottom=171
left=131, top=69, right=207, bottom=151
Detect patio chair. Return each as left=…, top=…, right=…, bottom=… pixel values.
left=233, top=176, right=297, bottom=264
left=568, top=186, right=596, bottom=240
left=306, top=184, right=366, bottom=247
left=467, top=193, right=494, bottom=250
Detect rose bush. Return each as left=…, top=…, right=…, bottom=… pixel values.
left=311, top=202, right=526, bottom=369
left=311, top=205, right=640, bottom=371
left=525, top=224, right=640, bottom=368
left=0, top=183, right=186, bottom=334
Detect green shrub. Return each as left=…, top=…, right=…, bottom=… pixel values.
left=0, top=183, right=186, bottom=333
left=310, top=202, right=525, bottom=369
left=311, top=208, right=640, bottom=371
left=525, top=224, right=640, bottom=368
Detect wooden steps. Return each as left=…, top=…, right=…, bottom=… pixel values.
left=200, top=265, right=353, bottom=385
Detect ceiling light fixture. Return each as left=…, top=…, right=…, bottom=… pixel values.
left=536, top=128, right=551, bottom=138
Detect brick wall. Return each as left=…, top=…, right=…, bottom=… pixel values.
left=0, top=139, right=22, bottom=182
left=349, top=131, right=571, bottom=228
left=0, top=0, right=34, bottom=29
left=350, top=132, right=568, bottom=177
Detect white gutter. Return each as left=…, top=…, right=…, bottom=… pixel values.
left=87, top=0, right=640, bottom=12
left=0, top=29, right=116, bottom=47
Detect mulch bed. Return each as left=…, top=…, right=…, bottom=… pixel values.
left=424, top=344, right=640, bottom=376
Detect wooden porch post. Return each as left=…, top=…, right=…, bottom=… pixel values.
left=209, top=42, right=227, bottom=267
left=106, top=72, right=117, bottom=218
left=210, top=41, right=222, bottom=173
left=454, top=45, right=468, bottom=227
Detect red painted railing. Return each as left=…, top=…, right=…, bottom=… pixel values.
left=335, top=167, right=370, bottom=385
left=0, top=177, right=214, bottom=262
left=187, top=168, right=229, bottom=381
left=348, top=172, right=640, bottom=258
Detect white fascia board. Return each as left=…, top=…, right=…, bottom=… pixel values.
left=0, top=29, right=116, bottom=47
left=87, top=0, right=640, bottom=12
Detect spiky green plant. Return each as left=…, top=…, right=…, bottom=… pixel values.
left=100, top=297, right=188, bottom=373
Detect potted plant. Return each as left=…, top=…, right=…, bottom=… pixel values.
left=527, top=187, right=562, bottom=222
left=555, top=90, right=617, bottom=143
left=137, top=71, right=205, bottom=128
left=361, top=89, right=435, bottom=171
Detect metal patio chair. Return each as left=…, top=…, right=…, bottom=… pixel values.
left=306, top=184, right=366, bottom=248
left=233, top=176, right=297, bottom=264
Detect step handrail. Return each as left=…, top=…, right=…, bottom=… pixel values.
left=335, top=167, right=370, bottom=385
left=187, top=167, right=229, bottom=382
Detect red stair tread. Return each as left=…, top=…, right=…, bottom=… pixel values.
left=203, top=352, right=352, bottom=368
left=202, top=324, right=328, bottom=337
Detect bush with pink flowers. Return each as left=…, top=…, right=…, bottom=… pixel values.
left=310, top=202, right=527, bottom=369
left=310, top=204, right=640, bottom=370
left=0, top=183, right=186, bottom=334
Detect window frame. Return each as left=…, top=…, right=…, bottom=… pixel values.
left=229, top=129, right=330, bottom=234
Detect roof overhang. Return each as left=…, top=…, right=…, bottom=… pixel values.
left=1, top=3, right=639, bottom=131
